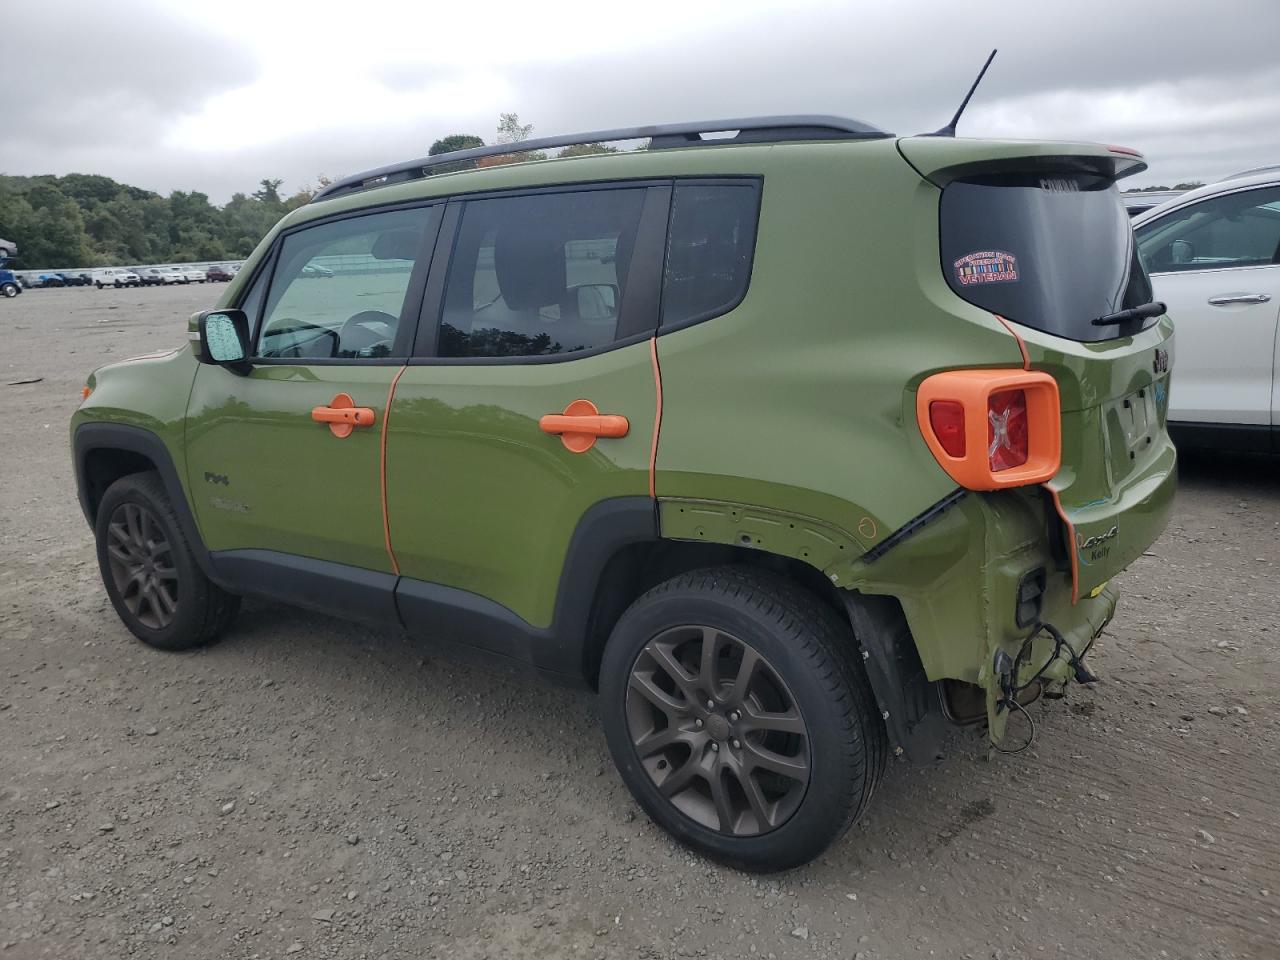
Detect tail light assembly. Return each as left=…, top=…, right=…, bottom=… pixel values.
left=916, top=369, right=1061, bottom=490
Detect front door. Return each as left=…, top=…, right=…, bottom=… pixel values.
left=384, top=185, right=669, bottom=636
left=1138, top=185, right=1280, bottom=427
left=186, top=204, right=440, bottom=577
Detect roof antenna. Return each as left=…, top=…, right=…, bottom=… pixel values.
left=927, top=49, right=997, bottom=137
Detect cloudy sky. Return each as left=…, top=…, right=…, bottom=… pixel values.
left=5, top=0, right=1279, bottom=202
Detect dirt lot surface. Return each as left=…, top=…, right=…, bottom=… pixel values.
left=1, top=285, right=1277, bottom=959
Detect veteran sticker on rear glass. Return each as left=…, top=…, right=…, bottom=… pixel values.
left=954, top=250, right=1018, bottom=286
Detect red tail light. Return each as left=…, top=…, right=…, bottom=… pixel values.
left=987, top=389, right=1028, bottom=472
left=929, top=400, right=966, bottom=458
left=916, top=370, right=1061, bottom=490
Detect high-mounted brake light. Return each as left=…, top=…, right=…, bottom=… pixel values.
left=917, top=370, right=1060, bottom=490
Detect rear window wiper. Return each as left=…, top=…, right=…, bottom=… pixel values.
left=1091, top=301, right=1166, bottom=327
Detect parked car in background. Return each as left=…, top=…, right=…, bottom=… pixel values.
left=95, top=268, right=142, bottom=288
left=1134, top=169, right=1280, bottom=452
left=0, top=267, right=21, bottom=297
left=0, top=238, right=16, bottom=261
left=131, top=267, right=166, bottom=286
left=1122, top=190, right=1184, bottom=217
left=300, top=263, right=335, bottom=278
left=178, top=266, right=207, bottom=283
left=206, top=265, right=235, bottom=282
left=62, top=272, right=94, bottom=287
left=36, top=273, right=67, bottom=288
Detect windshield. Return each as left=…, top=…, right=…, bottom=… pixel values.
left=940, top=172, right=1153, bottom=342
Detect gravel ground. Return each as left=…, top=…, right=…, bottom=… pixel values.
left=1, top=285, right=1277, bottom=960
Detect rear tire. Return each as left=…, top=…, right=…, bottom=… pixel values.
left=94, top=472, right=240, bottom=650
left=599, top=566, right=887, bottom=871
left=1, top=283, right=17, bottom=298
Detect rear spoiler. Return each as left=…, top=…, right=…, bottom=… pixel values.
left=897, top=137, right=1147, bottom=187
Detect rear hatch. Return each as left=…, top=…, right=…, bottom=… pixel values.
left=902, top=137, right=1177, bottom=599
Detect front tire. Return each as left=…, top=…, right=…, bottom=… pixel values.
left=94, top=472, right=240, bottom=650
left=600, top=567, right=887, bottom=871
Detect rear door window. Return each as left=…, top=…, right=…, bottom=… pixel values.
left=661, top=181, right=761, bottom=328
left=940, top=172, right=1153, bottom=342
left=435, top=188, right=647, bottom=359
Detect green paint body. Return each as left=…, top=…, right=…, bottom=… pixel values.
left=72, top=133, right=1176, bottom=742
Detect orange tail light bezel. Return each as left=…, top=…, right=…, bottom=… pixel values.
left=916, top=369, right=1061, bottom=491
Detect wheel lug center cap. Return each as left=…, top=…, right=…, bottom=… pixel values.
left=705, top=714, right=731, bottom=742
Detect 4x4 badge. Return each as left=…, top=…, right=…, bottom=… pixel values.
left=1153, top=348, right=1169, bottom=374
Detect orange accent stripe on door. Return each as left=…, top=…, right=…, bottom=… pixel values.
left=994, top=314, right=1031, bottom=370
left=380, top=365, right=408, bottom=575
left=1044, top=483, right=1079, bottom=604
left=648, top=336, right=663, bottom=499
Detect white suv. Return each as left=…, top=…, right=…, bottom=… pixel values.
left=1134, top=168, right=1280, bottom=453
left=174, top=265, right=207, bottom=283
left=94, top=268, right=142, bottom=288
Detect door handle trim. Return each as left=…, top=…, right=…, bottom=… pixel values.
left=1208, top=293, right=1271, bottom=306
left=540, top=399, right=629, bottom=453
left=312, top=392, right=376, bottom=438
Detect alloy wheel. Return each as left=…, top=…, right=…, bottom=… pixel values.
left=105, top=502, right=178, bottom=630
left=625, top=626, right=810, bottom=836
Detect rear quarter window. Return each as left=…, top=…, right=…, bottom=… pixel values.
left=661, top=181, right=761, bottom=329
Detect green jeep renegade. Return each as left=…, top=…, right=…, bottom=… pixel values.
left=72, top=116, right=1176, bottom=870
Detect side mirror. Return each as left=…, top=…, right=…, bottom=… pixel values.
left=195, top=309, right=251, bottom=372
left=574, top=282, right=618, bottom=322
left=1170, top=239, right=1195, bottom=265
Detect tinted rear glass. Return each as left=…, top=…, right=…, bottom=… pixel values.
left=662, top=182, right=760, bottom=328
left=940, top=173, right=1153, bottom=342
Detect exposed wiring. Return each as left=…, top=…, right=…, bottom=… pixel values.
left=994, top=621, right=1096, bottom=753
left=993, top=697, right=1036, bottom=754
left=998, top=622, right=1087, bottom=713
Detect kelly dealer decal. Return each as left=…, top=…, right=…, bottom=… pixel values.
left=954, top=250, right=1018, bottom=286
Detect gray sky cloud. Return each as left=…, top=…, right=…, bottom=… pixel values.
left=3, top=0, right=1278, bottom=201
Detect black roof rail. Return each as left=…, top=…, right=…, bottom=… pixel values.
left=311, top=115, right=891, bottom=202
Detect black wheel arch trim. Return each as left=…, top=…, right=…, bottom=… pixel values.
left=73, top=422, right=222, bottom=583
left=840, top=590, right=947, bottom=763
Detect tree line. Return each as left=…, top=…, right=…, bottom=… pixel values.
left=0, top=172, right=318, bottom=270
left=0, top=114, right=624, bottom=270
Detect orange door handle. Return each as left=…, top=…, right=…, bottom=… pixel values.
left=312, top=392, right=375, bottom=438
left=540, top=399, right=629, bottom=453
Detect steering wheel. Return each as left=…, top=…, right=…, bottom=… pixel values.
left=337, top=310, right=398, bottom=357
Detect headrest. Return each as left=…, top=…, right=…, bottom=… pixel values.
left=494, top=223, right=565, bottom=310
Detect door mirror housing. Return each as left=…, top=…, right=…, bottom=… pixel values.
left=195, top=309, right=251, bottom=372
left=1170, top=238, right=1195, bottom=265
left=574, top=283, right=618, bottom=322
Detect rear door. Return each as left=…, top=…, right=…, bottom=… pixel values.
left=185, top=204, right=440, bottom=586
left=1136, top=184, right=1280, bottom=430
left=384, top=183, right=670, bottom=645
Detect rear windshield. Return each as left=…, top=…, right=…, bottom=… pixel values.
left=940, top=172, right=1153, bottom=342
